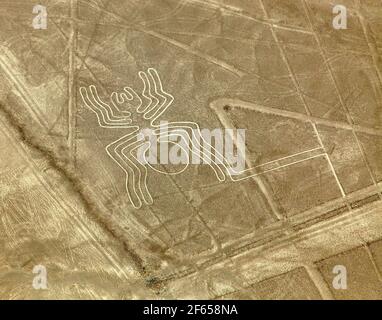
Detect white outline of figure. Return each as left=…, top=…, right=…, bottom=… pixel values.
left=79, top=68, right=274, bottom=209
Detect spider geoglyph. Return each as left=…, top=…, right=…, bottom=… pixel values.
left=79, top=68, right=265, bottom=209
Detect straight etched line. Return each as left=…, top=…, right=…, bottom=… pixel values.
left=137, top=27, right=246, bottom=77
left=355, top=0, right=382, bottom=87
left=213, top=98, right=382, bottom=137
left=304, top=264, right=335, bottom=300
left=68, top=0, right=78, bottom=164
left=190, top=0, right=315, bottom=35
left=254, top=153, right=326, bottom=175
left=364, top=244, right=382, bottom=284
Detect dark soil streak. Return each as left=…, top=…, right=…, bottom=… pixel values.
left=0, top=100, right=149, bottom=278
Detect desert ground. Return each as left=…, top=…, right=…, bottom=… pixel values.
left=0, top=0, right=382, bottom=299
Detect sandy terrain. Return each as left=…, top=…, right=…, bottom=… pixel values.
left=0, top=0, right=382, bottom=299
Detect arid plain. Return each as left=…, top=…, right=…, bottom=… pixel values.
left=0, top=0, right=382, bottom=299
